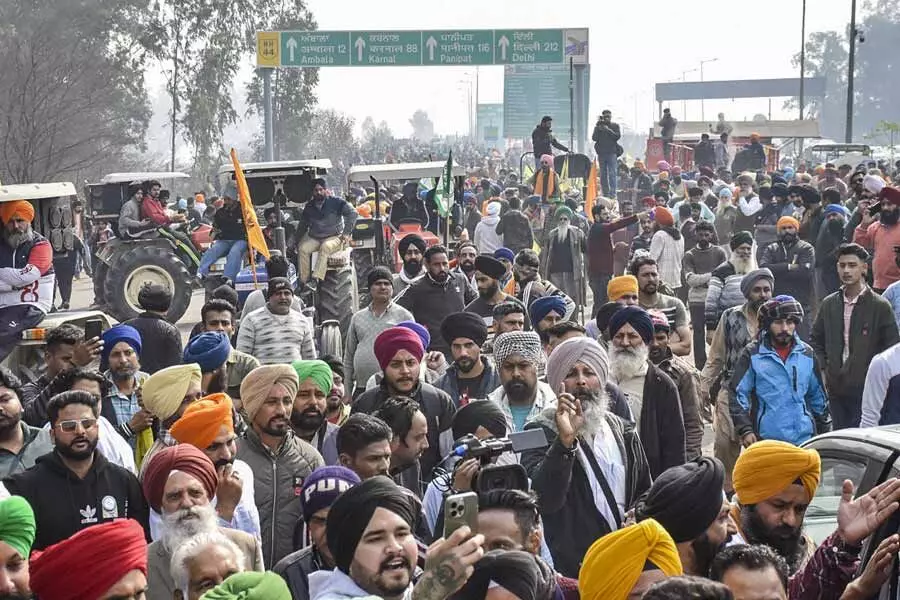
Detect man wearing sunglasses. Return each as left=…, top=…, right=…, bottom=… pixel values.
left=3, top=390, right=149, bottom=550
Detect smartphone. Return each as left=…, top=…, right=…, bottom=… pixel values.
left=443, top=491, right=478, bottom=539
left=84, top=318, right=103, bottom=341
left=869, top=201, right=883, bottom=216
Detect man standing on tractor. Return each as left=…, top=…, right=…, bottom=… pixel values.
left=197, top=184, right=248, bottom=285
left=297, top=178, right=357, bottom=292
left=0, top=200, right=55, bottom=361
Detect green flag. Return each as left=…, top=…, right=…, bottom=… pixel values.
left=434, top=152, right=454, bottom=218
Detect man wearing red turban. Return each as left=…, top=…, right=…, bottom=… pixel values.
left=30, top=518, right=148, bottom=600
left=0, top=199, right=54, bottom=362
left=353, top=327, right=456, bottom=480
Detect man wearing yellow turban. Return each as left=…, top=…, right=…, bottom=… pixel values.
left=137, top=363, right=202, bottom=478
left=579, top=519, right=682, bottom=600
left=171, top=393, right=262, bottom=541
left=291, top=360, right=339, bottom=465
left=732, top=439, right=900, bottom=591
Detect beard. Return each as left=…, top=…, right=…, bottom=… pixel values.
left=730, top=254, right=756, bottom=275
left=456, top=356, right=476, bottom=373
left=460, top=260, right=475, bottom=274
left=575, top=388, right=608, bottom=440
left=260, top=415, right=289, bottom=437
left=358, top=553, right=414, bottom=598
left=779, top=233, right=798, bottom=245
left=772, top=331, right=793, bottom=347
left=697, top=239, right=711, bottom=249
left=690, top=532, right=729, bottom=577
left=162, top=504, right=218, bottom=551
left=556, top=224, right=570, bottom=244
left=503, top=378, right=535, bottom=403
left=291, top=407, right=325, bottom=432
left=610, top=345, right=650, bottom=382
left=882, top=210, right=900, bottom=226
left=110, top=364, right=138, bottom=382
left=478, top=282, right=499, bottom=300
left=648, top=344, right=667, bottom=364
left=3, top=225, right=33, bottom=249
left=206, top=368, right=227, bottom=394
left=402, top=260, right=422, bottom=276
left=741, top=505, right=804, bottom=571
left=0, top=409, right=21, bottom=438
left=326, top=393, right=343, bottom=411
left=56, top=435, right=98, bottom=461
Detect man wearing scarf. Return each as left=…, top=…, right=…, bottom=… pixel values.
left=540, top=206, right=585, bottom=304
left=0, top=200, right=54, bottom=361
left=523, top=335, right=651, bottom=578
left=307, top=476, right=485, bottom=600
left=487, top=331, right=556, bottom=435
left=291, top=359, right=340, bottom=465
left=392, top=234, right=427, bottom=296
left=731, top=440, right=900, bottom=598
left=760, top=217, right=816, bottom=340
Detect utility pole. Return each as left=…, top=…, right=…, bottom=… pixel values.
left=699, top=58, right=718, bottom=122
left=798, top=0, right=806, bottom=160
left=846, top=0, right=858, bottom=143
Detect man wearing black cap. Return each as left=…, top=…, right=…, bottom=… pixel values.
left=308, top=476, right=485, bottom=600
left=297, top=178, right=357, bottom=289
left=237, top=277, right=316, bottom=364
left=435, top=312, right=500, bottom=406
left=634, top=457, right=731, bottom=577
left=392, top=234, right=427, bottom=296
left=465, top=255, right=520, bottom=329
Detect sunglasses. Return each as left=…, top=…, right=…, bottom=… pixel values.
left=56, top=418, right=98, bottom=433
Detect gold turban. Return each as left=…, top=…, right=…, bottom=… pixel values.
left=733, top=440, right=821, bottom=506
left=141, top=363, right=202, bottom=420
left=579, top=519, right=682, bottom=600
left=240, top=365, right=298, bottom=421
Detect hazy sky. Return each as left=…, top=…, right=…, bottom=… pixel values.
left=299, top=0, right=852, bottom=137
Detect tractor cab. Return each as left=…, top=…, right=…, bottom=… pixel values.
left=84, top=171, right=191, bottom=238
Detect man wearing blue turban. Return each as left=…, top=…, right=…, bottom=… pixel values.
left=102, top=324, right=152, bottom=445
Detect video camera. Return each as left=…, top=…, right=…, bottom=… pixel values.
left=450, top=429, right=548, bottom=494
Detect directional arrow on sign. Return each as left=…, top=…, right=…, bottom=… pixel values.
left=286, top=36, right=297, bottom=62
left=354, top=37, right=366, bottom=62
left=498, top=35, right=510, bottom=60
left=425, top=36, right=437, bottom=62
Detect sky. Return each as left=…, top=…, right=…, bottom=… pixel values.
left=144, top=0, right=855, bottom=157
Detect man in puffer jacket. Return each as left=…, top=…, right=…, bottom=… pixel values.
left=729, top=295, right=831, bottom=447
left=705, top=230, right=757, bottom=333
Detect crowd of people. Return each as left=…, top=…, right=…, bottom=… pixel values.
left=7, top=113, right=900, bottom=599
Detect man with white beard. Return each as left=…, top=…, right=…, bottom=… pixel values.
left=539, top=206, right=586, bottom=303
left=0, top=200, right=55, bottom=361
left=607, top=306, right=686, bottom=478
left=141, top=444, right=263, bottom=600
left=522, top=336, right=651, bottom=579
left=705, top=230, right=757, bottom=336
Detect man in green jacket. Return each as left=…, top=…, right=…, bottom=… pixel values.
left=811, top=243, right=900, bottom=429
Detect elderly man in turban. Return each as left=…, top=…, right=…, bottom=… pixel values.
left=705, top=229, right=758, bottom=334
left=0, top=496, right=35, bottom=598
left=760, top=216, right=816, bottom=340
left=634, top=457, right=730, bottom=577
left=703, top=269, right=773, bottom=493
left=578, top=519, right=682, bottom=600
left=308, top=476, right=485, bottom=600
left=236, top=365, right=324, bottom=567
left=353, top=327, right=455, bottom=480
left=539, top=205, right=585, bottom=304
left=29, top=518, right=149, bottom=600
left=730, top=295, right=830, bottom=447
left=392, top=234, right=427, bottom=295
left=522, top=336, right=651, bottom=578
left=435, top=312, right=500, bottom=406
left=731, top=440, right=900, bottom=595
left=290, top=359, right=339, bottom=465
left=0, top=200, right=54, bottom=362
left=200, top=571, right=291, bottom=600
left=138, top=363, right=202, bottom=476
left=855, top=186, right=900, bottom=292
left=607, top=305, right=685, bottom=477
left=183, top=331, right=232, bottom=395
left=170, top=393, right=260, bottom=541
left=486, top=331, right=555, bottom=436
left=142, top=444, right=262, bottom=600
left=101, top=324, right=154, bottom=448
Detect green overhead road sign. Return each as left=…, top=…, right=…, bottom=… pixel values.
left=257, top=29, right=588, bottom=67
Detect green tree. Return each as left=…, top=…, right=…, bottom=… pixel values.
left=786, top=31, right=848, bottom=139
left=0, top=0, right=150, bottom=183
left=360, top=117, right=395, bottom=162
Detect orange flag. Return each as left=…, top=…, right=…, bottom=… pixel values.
left=585, top=160, right=599, bottom=223
left=230, top=148, right=270, bottom=262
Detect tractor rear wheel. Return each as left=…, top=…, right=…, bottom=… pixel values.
left=104, top=245, right=193, bottom=323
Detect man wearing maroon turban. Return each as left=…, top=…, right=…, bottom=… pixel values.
left=30, top=518, right=148, bottom=600
left=352, top=327, right=456, bottom=479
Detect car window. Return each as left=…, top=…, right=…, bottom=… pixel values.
left=810, top=455, right=867, bottom=512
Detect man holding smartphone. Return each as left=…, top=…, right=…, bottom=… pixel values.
left=592, top=110, right=622, bottom=197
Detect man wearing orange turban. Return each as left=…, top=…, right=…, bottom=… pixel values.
left=0, top=199, right=55, bottom=361
left=579, top=519, right=682, bottom=600
left=732, top=440, right=900, bottom=585
left=30, top=518, right=148, bottom=600
left=760, top=210, right=815, bottom=339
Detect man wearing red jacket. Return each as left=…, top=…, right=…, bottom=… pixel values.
left=0, top=200, right=55, bottom=361
left=587, top=203, right=647, bottom=306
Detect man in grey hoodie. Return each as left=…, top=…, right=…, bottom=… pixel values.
left=309, top=476, right=485, bottom=600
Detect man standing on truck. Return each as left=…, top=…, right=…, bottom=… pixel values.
left=297, top=178, right=357, bottom=292
left=531, top=116, right=569, bottom=171
left=0, top=200, right=55, bottom=361
left=592, top=110, right=622, bottom=197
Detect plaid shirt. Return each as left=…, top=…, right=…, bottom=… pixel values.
left=787, top=531, right=860, bottom=600
left=104, top=371, right=149, bottom=444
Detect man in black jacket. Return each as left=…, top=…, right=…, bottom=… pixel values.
left=760, top=216, right=816, bottom=340
left=197, top=185, right=248, bottom=284
left=494, top=196, right=533, bottom=255
left=694, top=133, right=716, bottom=169
left=124, top=283, right=183, bottom=375
left=531, top=116, right=569, bottom=170
left=4, top=390, right=149, bottom=549
left=592, top=110, right=622, bottom=197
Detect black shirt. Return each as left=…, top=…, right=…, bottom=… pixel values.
left=549, top=231, right=574, bottom=273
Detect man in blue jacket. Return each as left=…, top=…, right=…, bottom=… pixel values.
left=297, top=178, right=357, bottom=290
left=729, top=295, right=831, bottom=447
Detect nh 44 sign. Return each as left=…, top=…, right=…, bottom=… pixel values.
left=257, top=29, right=588, bottom=67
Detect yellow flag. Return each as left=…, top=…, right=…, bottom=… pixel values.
left=585, top=160, right=599, bottom=223
left=230, top=148, right=270, bottom=262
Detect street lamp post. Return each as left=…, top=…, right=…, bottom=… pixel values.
left=699, top=58, right=718, bottom=122
left=798, top=0, right=807, bottom=161
left=681, top=68, right=698, bottom=119
left=846, top=0, right=858, bottom=143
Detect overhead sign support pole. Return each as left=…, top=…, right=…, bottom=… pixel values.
left=263, top=69, right=275, bottom=162
left=574, top=63, right=586, bottom=154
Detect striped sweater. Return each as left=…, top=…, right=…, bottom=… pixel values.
left=236, top=306, right=316, bottom=364
left=705, top=261, right=747, bottom=330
